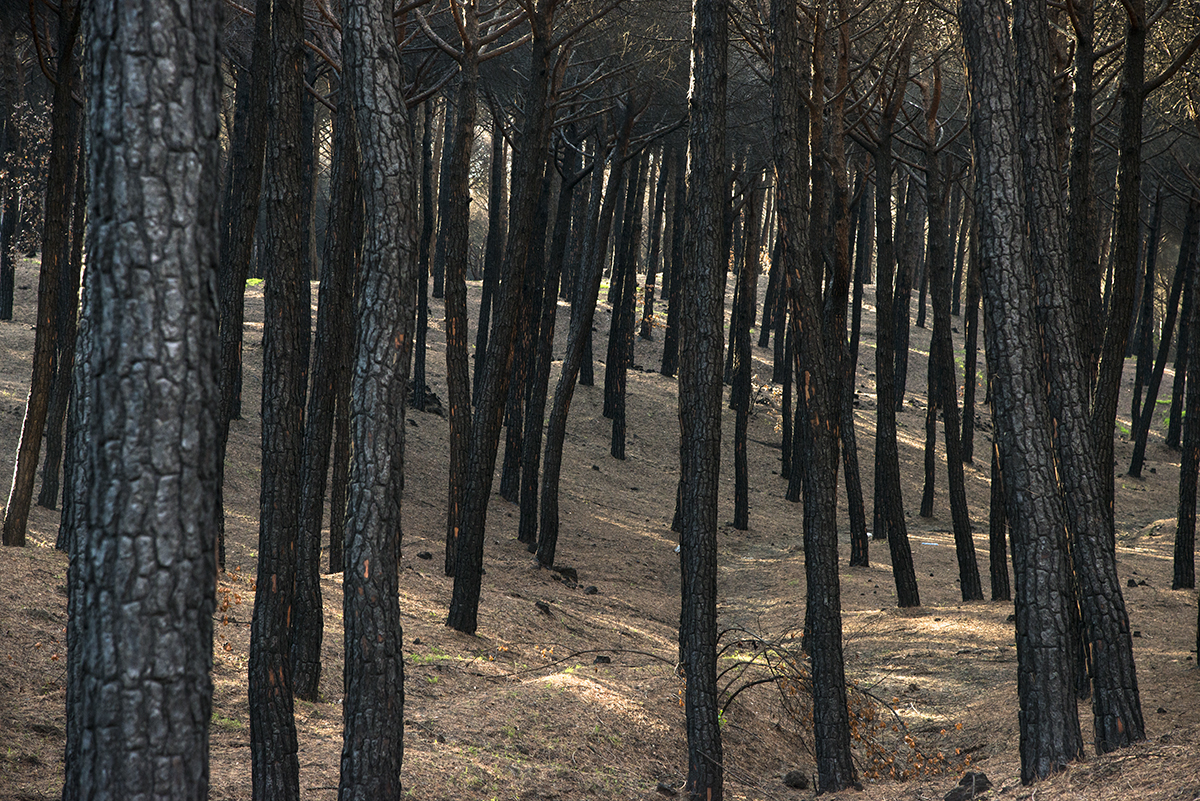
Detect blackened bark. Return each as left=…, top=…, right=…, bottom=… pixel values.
left=1129, top=196, right=1195, bottom=476
left=475, top=108, right=508, bottom=397
left=37, top=149, right=85, bottom=511
left=1092, top=0, right=1147, bottom=512
left=758, top=246, right=780, bottom=348
left=961, top=218, right=981, bottom=462
left=249, top=0, right=307, bottom=794
left=893, top=184, right=922, bottom=409
left=661, top=143, right=687, bottom=376
left=678, top=0, right=728, bottom=792
left=0, top=19, right=16, bottom=321
left=71, top=1, right=222, bottom=795
left=518, top=151, right=576, bottom=546
left=1130, top=188, right=1162, bottom=424
left=448, top=4, right=556, bottom=634
left=538, top=117, right=632, bottom=566
left=413, top=100, right=435, bottom=413
left=924, top=116, right=982, bottom=600
left=582, top=152, right=626, bottom=387
left=2, top=0, right=80, bottom=547
left=988, top=440, right=1011, bottom=601
left=430, top=100, right=456, bottom=300
left=774, top=0, right=856, bottom=788
left=293, top=94, right=362, bottom=703
left=1015, top=0, right=1145, bottom=752
left=641, top=148, right=667, bottom=339
left=962, top=0, right=1086, bottom=778
left=339, top=0, right=418, bottom=794
left=1168, top=203, right=1198, bottom=450
left=609, top=151, right=647, bottom=459
left=443, top=49, right=481, bottom=573
left=732, top=177, right=760, bottom=531
left=1175, top=236, right=1200, bottom=590
left=869, top=25, right=920, bottom=607
left=216, top=0, right=271, bottom=562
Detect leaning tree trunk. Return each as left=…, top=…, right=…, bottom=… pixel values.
left=870, top=23, right=921, bottom=607
left=537, top=115, right=633, bottom=567
left=448, top=4, right=557, bottom=635
left=37, top=153, right=86, bottom=512
left=1129, top=195, right=1195, bottom=476
left=2, top=0, right=81, bottom=548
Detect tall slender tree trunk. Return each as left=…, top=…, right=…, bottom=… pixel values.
left=962, top=0, right=1087, bottom=778
left=339, top=0, right=418, bottom=793
left=448, top=4, right=557, bottom=634
left=248, top=0, right=308, bottom=794
left=292, top=92, right=362, bottom=703
left=870, top=23, right=920, bottom=607
left=442, top=42, right=482, bottom=574
left=216, top=0, right=272, bottom=563
left=537, top=117, right=632, bottom=567
left=1014, top=0, right=1145, bottom=752
left=38, top=151, right=85, bottom=512
left=774, top=0, right=856, bottom=789
left=1129, top=195, right=1195, bottom=476
left=2, top=0, right=81, bottom=547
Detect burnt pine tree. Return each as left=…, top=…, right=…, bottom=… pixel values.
left=448, top=0, right=557, bottom=634
left=292, top=86, right=363, bottom=703
left=248, top=0, right=308, bottom=795
left=774, top=0, right=856, bottom=790
left=215, top=0, right=271, bottom=566
left=67, top=0, right=222, bottom=796
left=537, top=113, right=635, bottom=568
left=961, top=0, right=1086, bottom=781
left=1013, top=0, right=1144, bottom=752
left=677, top=0, right=728, bottom=792
left=339, top=0, right=419, bottom=793
left=2, top=0, right=81, bottom=547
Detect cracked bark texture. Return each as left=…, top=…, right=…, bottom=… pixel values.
left=961, top=0, right=1085, bottom=781
left=1014, top=0, right=1144, bottom=753
left=773, top=0, right=855, bottom=789
left=677, top=0, right=727, bottom=792
left=339, top=0, right=420, bottom=796
left=249, top=0, right=307, bottom=795
left=69, top=1, right=222, bottom=796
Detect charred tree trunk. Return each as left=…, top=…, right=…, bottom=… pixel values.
left=248, top=0, right=307, bottom=793
left=537, top=115, right=633, bottom=567
left=1129, top=195, right=1195, bottom=476
left=476, top=104, right=508, bottom=399
left=448, top=5, right=557, bottom=634
left=37, top=150, right=85, bottom=511
left=339, top=0, right=418, bottom=792
left=292, top=91, right=362, bottom=703
left=2, top=0, right=81, bottom=547
left=661, top=143, right=687, bottom=377
left=962, top=0, right=1087, bottom=777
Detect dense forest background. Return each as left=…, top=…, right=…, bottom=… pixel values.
left=1, top=0, right=1199, bottom=798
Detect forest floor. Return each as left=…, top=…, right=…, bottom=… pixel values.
left=1, top=255, right=1198, bottom=801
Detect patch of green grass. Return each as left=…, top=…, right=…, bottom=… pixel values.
left=246, top=278, right=264, bottom=287
left=211, top=712, right=244, bottom=731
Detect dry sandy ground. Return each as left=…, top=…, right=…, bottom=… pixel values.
left=1, top=254, right=1198, bottom=800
